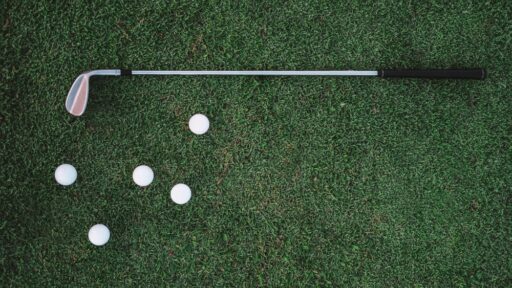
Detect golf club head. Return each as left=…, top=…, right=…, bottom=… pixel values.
left=65, top=73, right=90, bottom=116
left=65, top=70, right=121, bottom=116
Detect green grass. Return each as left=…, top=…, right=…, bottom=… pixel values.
left=1, top=1, right=512, bottom=286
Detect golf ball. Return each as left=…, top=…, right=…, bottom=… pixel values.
left=189, top=114, right=210, bottom=135
left=88, top=224, right=110, bottom=246
left=54, top=164, right=77, bottom=186
left=132, top=165, right=154, bottom=187
left=170, top=183, right=192, bottom=204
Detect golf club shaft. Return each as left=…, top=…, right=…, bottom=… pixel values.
left=130, top=70, right=378, bottom=76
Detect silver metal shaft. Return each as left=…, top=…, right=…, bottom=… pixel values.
left=130, top=70, right=378, bottom=76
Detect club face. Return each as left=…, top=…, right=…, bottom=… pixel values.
left=65, top=73, right=90, bottom=116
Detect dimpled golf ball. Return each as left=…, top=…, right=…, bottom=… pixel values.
left=189, top=114, right=210, bottom=135
left=88, top=224, right=110, bottom=246
left=132, top=165, right=154, bottom=187
left=54, top=164, right=77, bottom=186
left=170, top=183, right=192, bottom=204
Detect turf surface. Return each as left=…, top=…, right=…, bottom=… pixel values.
left=1, top=1, right=512, bottom=286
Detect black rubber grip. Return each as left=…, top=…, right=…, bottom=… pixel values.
left=120, top=69, right=132, bottom=76
left=378, top=69, right=485, bottom=80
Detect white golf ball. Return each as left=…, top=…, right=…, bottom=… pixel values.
left=189, top=114, right=210, bottom=135
left=88, top=224, right=110, bottom=246
left=170, top=183, right=192, bottom=204
left=132, top=165, right=154, bottom=187
left=55, top=164, right=77, bottom=186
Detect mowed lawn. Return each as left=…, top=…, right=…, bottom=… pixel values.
left=1, top=1, right=511, bottom=286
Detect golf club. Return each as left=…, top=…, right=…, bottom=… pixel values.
left=66, top=68, right=485, bottom=116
